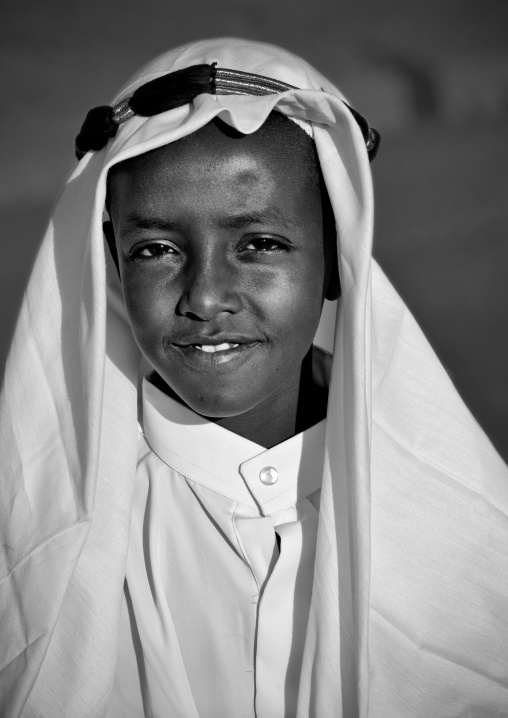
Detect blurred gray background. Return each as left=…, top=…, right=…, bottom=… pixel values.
left=1, top=0, right=507, bottom=459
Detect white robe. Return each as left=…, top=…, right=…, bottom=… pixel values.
left=109, top=374, right=325, bottom=717
left=1, top=37, right=507, bottom=717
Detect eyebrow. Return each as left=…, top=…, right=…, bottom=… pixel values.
left=218, top=210, right=297, bottom=230
left=121, top=208, right=297, bottom=232
left=122, top=214, right=173, bottom=231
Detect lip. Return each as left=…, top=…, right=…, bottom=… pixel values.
left=168, top=335, right=263, bottom=369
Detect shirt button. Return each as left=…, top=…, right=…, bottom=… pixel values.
left=259, top=466, right=278, bottom=485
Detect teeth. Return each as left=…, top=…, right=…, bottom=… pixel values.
left=196, top=343, right=240, bottom=353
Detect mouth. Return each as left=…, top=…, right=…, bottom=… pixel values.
left=169, top=336, right=262, bottom=367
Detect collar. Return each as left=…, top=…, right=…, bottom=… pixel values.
left=141, top=378, right=326, bottom=516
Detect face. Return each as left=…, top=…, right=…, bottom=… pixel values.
left=106, top=118, right=338, bottom=418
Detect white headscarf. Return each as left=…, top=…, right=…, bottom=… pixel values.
left=1, top=38, right=507, bottom=718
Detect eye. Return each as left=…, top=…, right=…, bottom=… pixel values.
left=131, top=242, right=177, bottom=260
left=241, top=236, right=291, bottom=253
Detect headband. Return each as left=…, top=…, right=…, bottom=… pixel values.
left=75, top=63, right=381, bottom=162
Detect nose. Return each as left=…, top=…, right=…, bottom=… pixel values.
left=176, top=253, right=242, bottom=321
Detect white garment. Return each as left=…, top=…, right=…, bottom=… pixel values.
left=109, top=377, right=325, bottom=718
left=1, top=38, right=508, bottom=718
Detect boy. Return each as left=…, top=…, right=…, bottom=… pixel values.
left=1, top=38, right=508, bottom=718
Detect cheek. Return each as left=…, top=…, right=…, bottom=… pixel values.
left=121, top=272, right=176, bottom=348
left=262, top=262, right=326, bottom=350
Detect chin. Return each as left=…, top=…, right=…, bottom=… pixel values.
left=182, top=394, right=254, bottom=419
left=168, top=381, right=266, bottom=419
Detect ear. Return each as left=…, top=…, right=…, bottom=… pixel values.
left=325, top=232, right=341, bottom=300
left=103, top=220, right=120, bottom=278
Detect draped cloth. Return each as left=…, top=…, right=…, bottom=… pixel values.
left=1, top=38, right=507, bottom=717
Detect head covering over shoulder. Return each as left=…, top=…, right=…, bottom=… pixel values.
left=1, top=38, right=507, bottom=717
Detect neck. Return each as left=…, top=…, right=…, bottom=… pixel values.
left=151, top=348, right=328, bottom=448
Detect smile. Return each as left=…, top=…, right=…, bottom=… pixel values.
left=169, top=338, right=262, bottom=369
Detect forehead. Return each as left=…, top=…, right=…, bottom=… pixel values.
left=107, top=115, right=321, bottom=213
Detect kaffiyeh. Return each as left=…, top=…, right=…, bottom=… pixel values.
left=1, top=37, right=508, bottom=718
